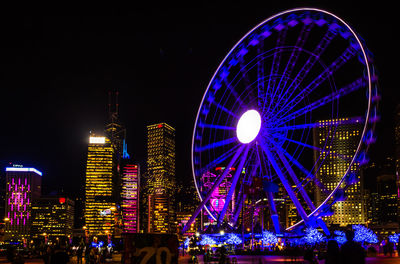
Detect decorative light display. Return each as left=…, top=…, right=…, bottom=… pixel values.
left=224, top=233, right=242, bottom=245
left=303, top=228, right=325, bottom=245
left=5, top=166, right=42, bottom=240
left=352, top=225, right=378, bottom=244
left=85, top=135, right=115, bottom=236
left=389, top=233, right=399, bottom=243
left=121, top=163, right=139, bottom=233
left=184, top=237, right=190, bottom=248
left=199, top=235, right=217, bottom=246
left=334, top=230, right=347, bottom=245
left=262, top=231, right=278, bottom=245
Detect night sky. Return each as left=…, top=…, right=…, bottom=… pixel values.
left=0, top=3, right=398, bottom=198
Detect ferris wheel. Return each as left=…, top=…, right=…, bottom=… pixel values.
left=183, top=8, right=379, bottom=235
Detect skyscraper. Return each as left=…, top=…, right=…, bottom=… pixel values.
left=4, top=166, right=42, bottom=241
left=394, top=104, right=400, bottom=220
left=84, top=135, right=116, bottom=237
left=121, top=161, right=140, bottom=233
left=313, top=118, right=366, bottom=226
left=145, top=123, right=176, bottom=233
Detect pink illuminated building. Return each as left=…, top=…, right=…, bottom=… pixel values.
left=5, top=166, right=42, bottom=241
left=121, top=163, right=140, bottom=233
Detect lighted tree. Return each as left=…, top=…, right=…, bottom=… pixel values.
left=352, top=225, right=378, bottom=244
left=225, top=233, right=242, bottom=245
left=262, top=231, right=278, bottom=245
left=184, top=237, right=190, bottom=248
left=199, top=235, right=217, bottom=246
left=303, top=227, right=325, bottom=245
left=333, top=230, right=347, bottom=245
left=389, top=233, right=399, bottom=243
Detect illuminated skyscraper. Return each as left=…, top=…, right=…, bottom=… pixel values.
left=394, top=104, right=400, bottom=219
left=84, top=135, right=116, bottom=236
left=31, top=196, right=74, bottom=241
left=145, top=123, right=176, bottom=233
left=4, top=166, right=42, bottom=241
left=121, top=161, right=140, bottom=233
left=313, top=118, right=366, bottom=226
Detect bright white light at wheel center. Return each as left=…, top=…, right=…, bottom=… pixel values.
left=236, top=110, right=261, bottom=144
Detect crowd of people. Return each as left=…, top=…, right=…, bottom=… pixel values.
left=4, top=240, right=116, bottom=264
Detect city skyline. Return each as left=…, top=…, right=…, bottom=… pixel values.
left=0, top=4, right=398, bottom=200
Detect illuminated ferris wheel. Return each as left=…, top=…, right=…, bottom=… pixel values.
left=183, top=8, right=379, bottom=235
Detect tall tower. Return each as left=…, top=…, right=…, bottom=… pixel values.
left=84, top=135, right=116, bottom=236
left=4, top=165, right=42, bottom=241
left=394, top=104, right=400, bottom=220
left=313, top=118, right=366, bottom=226
left=145, top=123, right=176, bottom=233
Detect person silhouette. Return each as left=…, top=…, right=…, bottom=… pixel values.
left=325, top=240, right=340, bottom=264
left=340, top=230, right=365, bottom=264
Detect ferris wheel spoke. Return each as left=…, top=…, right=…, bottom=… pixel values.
left=222, top=78, right=246, bottom=108
left=195, top=137, right=237, bottom=152
left=203, top=144, right=241, bottom=171
left=275, top=143, right=329, bottom=195
left=264, top=28, right=288, bottom=113
left=275, top=77, right=366, bottom=126
left=231, top=192, right=245, bottom=226
left=273, top=143, right=315, bottom=211
left=272, top=134, right=352, bottom=162
left=271, top=116, right=364, bottom=134
left=273, top=23, right=315, bottom=111
left=268, top=28, right=339, bottom=117
left=275, top=45, right=358, bottom=119
left=260, top=143, right=310, bottom=223
left=285, top=28, right=338, bottom=96
left=217, top=145, right=251, bottom=227
left=257, top=45, right=265, bottom=108
left=211, top=101, right=239, bottom=118
left=255, top=144, right=281, bottom=233
left=198, top=123, right=235, bottom=131
left=183, top=145, right=245, bottom=233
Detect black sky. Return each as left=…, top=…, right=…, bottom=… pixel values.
left=0, top=3, right=398, bottom=197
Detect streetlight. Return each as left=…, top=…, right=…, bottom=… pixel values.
left=195, top=232, right=200, bottom=237
left=220, top=230, right=225, bottom=236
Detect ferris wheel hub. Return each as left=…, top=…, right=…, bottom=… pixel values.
left=236, top=109, right=262, bottom=144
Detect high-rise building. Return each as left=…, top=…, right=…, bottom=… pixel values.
left=31, top=196, right=74, bottom=241
left=394, top=104, right=400, bottom=221
left=121, top=161, right=140, bottom=233
left=145, top=123, right=176, bottom=233
left=4, top=166, right=42, bottom=241
left=84, top=135, right=116, bottom=237
left=313, top=118, right=366, bottom=226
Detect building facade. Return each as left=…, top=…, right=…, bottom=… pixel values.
left=121, top=162, right=140, bottom=233
left=4, top=166, right=42, bottom=241
left=145, top=123, right=176, bottom=233
left=31, top=196, right=74, bottom=241
left=313, top=118, right=366, bottom=226
left=84, top=135, right=116, bottom=237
